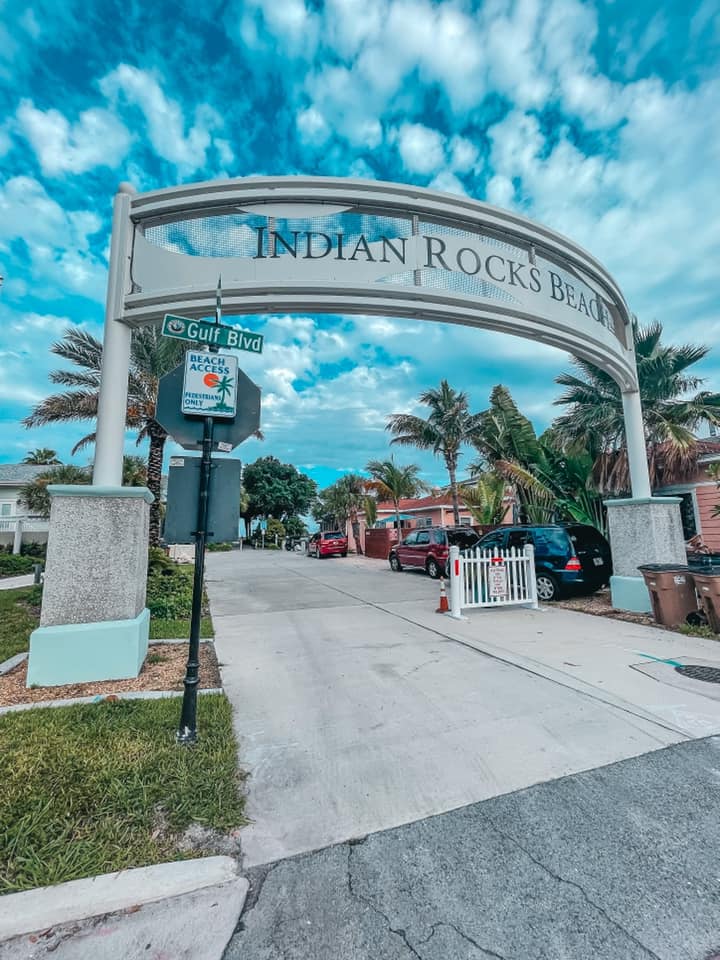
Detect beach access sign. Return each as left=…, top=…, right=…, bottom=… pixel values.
left=182, top=351, right=238, bottom=418
left=162, top=314, right=263, bottom=354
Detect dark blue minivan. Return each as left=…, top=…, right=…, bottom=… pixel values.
left=476, top=523, right=612, bottom=602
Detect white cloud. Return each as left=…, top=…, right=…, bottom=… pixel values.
left=296, top=105, right=331, bottom=146
left=16, top=100, right=132, bottom=175
left=394, top=122, right=446, bottom=174
left=0, top=176, right=106, bottom=301
left=99, top=64, right=223, bottom=174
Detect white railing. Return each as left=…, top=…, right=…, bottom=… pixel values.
left=448, top=544, right=538, bottom=618
left=0, top=517, right=49, bottom=533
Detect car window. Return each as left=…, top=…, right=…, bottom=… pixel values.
left=507, top=530, right=531, bottom=550
left=323, top=532, right=344, bottom=540
left=533, top=528, right=571, bottom=552
left=479, top=531, right=504, bottom=551
left=416, top=531, right=430, bottom=545
left=433, top=529, right=446, bottom=545
left=402, top=532, right=418, bottom=545
left=447, top=529, right=479, bottom=549
left=566, top=525, right=607, bottom=549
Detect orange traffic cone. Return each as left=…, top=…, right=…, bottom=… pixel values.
left=436, top=578, right=449, bottom=613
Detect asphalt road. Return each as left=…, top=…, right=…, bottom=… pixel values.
left=227, top=737, right=720, bottom=960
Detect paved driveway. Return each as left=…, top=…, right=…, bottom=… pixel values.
left=206, top=550, right=720, bottom=869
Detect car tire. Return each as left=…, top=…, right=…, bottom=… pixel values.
left=536, top=572, right=559, bottom=602
left=389, top=553, right=402, bottom=572
left=426, top=558, right=442, bottom=579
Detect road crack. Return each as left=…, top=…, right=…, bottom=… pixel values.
left=346, top=843, right=424, bottom=959
left=483, top=815, right=663, bottom=960
left=419, top=921, right=509, bottom=958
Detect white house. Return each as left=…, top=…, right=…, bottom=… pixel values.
left=0, top=464, right=51, bottom=553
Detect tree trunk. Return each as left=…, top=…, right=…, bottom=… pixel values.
left=146, top=427, right=166, bottom=548
left=447, top=459, right=460, bottom=525
left=350, top=511, right=363, bottom=555
left=394, top=499, right=401, bottom=538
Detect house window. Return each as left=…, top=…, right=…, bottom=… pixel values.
left=459, top=516, right=472, bottom=526
left=0, top=502, right=12, bottom=518
left=417, top=517, right=433, bottom=527
left=678, top=492, right=698, bottom=540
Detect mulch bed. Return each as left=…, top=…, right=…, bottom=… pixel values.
left=0, top=642, right=221, bottom=707
left=556, top=589, right=658, bottom=628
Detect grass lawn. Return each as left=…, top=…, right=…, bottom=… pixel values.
left=0, top=694, right=246, bottom=894
left=149, top=616, right=214, bottom=640
left=0, top=587, right=40, bottom=663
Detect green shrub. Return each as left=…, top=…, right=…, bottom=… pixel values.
left=207, top=542, right=233, bottom=552
left=146, top=565, right=194, bottom=619
left=20, top=542, right=47, bottom=559
left=0, top=554, right=35, bottom=578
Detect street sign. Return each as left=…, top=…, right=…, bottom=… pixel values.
left=162, top=314, right=264, bottom=354
left=156, top=362, right=261, bottom=451
left=182, top=350, right=238, bottom=418
left=164, top=457, right=241, bottom=544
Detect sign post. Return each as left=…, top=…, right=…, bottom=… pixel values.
left=156, top=284, right=262, bottom=744
left=176, top=413, right=215, bottom=745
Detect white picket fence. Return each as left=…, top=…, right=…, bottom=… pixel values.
left=448, top=544, right=538, bottom=618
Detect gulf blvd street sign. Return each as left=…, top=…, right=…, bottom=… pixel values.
left=182, top=350, right=238, bottom=418
left=162, top=314, right=264, bottom=354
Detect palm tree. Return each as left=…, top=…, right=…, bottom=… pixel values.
left=461, top=472, right=507, bottom=526
left=553, top=321, right=720, bottom=492
left=20, top=465, right=91, bottom=517
left=472, top=386, right=606, bottom=531
left=22, top=448, right=61, bottom=465
left=365, top=457, right=427, bottom=532
left=313, top=475, right=367, bottom=553
left=386, top=380, right=482, bottom=524
left=22, top=326, right=188, bottom=545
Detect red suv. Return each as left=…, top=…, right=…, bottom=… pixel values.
left=307, top=530, right=348, bottom=558
left=389, top=526, right=480, bottom=578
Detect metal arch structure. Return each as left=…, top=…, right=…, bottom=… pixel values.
left=94, top=176, right=651, bottom=498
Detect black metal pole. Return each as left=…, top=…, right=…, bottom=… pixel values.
left=177, top=415, right=215, bottom=744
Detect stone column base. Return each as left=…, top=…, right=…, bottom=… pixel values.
left=605, top=496, right=685, bottom=613
left=27, top=608, right=150, bottom=687
left=26, top=485, right=153, bottom=687
left=609, top=575, right=652, bottom=614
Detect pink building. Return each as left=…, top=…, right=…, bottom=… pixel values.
left=655, top=441, right=720, bottom=550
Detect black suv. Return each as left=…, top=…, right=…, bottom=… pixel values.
left=476, top=524, right=612, bottom=601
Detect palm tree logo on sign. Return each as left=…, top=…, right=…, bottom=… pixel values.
left=203, top=371, right=236, bottom=413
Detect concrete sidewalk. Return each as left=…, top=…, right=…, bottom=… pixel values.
left=206, top=551, right=720, bottom=869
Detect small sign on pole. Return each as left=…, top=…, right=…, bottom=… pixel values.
left=182, top=351, right=238, bottom=418
left=488, top=565, right=508, bottom=598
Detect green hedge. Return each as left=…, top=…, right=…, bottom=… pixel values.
left=0, top=554, right=35, bottom=578
left=146, top=565, right=194, bottom=620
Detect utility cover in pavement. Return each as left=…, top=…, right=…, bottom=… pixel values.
left=164, top=457, right=241, bottom=544
left=675, top=664, right=720, bottom=684
left=156, top=361, right=261, bottom=451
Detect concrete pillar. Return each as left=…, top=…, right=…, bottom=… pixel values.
left=93, top=183, right=136, bottom=487
left=606, top=497, right=686, bottom=612
left=621, top=389, right=652, bottom=499
left=12, top=519, right=22, bottom=555
left=26, top=485, right=152, bottom=687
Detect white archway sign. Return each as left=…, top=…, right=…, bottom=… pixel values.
left=94, top=176, right=652, bottom=501
left=28, top=177, right=688, bottom=688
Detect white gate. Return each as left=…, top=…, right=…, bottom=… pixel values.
left=448, top=544, right=538, bottom=618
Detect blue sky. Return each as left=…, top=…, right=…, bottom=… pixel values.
left=1, top=0, right=719, bottom=490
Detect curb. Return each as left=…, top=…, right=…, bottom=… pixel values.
left=0, top=687, right=224, bottom=716
left=0, top=856, right=248, bottom=960
left=0, top=652, right=28, bottom=676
